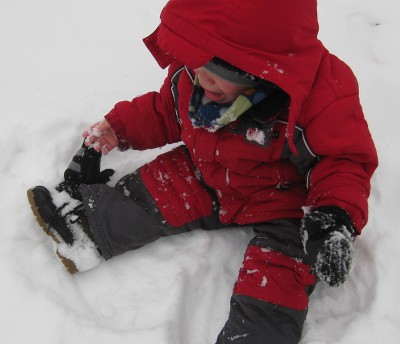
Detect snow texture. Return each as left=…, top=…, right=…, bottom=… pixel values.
left=1, top=0, right=400, bottom=343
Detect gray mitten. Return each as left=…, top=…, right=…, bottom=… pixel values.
left=301, top=206, right=356, bottom=287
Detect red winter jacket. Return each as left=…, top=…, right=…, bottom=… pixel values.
left=105, top=0, right=378, bottom=233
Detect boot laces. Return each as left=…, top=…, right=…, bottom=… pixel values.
left=65, top=203, right=85, bottom=224
left=50, top=202, right=85, bottom=229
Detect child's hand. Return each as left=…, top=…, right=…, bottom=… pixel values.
left=301, top=206, right=356, bottom=287
left=82, top=120, right=118, bottom=155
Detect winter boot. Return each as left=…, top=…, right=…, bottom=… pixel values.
left=56, top=141, right=114, bottom=200
left=27, top=185, right=103, bottom=274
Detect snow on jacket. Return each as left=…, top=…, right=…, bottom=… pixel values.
left=105, top=0, right=378, bottom=232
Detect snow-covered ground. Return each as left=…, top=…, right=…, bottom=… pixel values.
left=1, top=0, right=399, bottom=343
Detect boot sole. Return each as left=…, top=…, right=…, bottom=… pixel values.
left=27, top=188, right=78, bottom=274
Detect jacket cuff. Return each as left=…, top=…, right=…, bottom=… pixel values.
left=306, top=206, right=356, bottom=237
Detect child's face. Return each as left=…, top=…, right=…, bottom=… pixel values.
left=194, top=67, right=249, bottom=103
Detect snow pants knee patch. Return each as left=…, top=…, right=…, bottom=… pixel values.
left=234, top=246, right=315, bottom=310
left=216, top=219, right=316, bottom=344
left=235, top=219, right=315, bottom=310
left=139, top=146, right=215, bottom=227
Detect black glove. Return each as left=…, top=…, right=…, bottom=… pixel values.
left=301, top=206, right=356, bottom=287
left=56, top=141, right=115, bottom=200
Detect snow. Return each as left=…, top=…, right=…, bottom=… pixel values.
left=246, top=127, right=266, bottom=145
left=1, top=0, right=400, bottom=343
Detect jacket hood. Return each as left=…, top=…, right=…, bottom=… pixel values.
left=143, top=0, right=324, bottom=153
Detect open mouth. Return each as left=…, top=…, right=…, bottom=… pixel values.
left=204, top=89, right=225, bottom=102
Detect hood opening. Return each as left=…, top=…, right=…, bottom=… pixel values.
left=143, top=0, right=325, bottom=154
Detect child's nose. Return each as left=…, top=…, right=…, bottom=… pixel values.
left=199, top=70, right=215, bottom=86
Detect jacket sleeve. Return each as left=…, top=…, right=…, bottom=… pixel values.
left=304, top=95, right=378, bottom=233
left=105, top=63, right=183, bottom=151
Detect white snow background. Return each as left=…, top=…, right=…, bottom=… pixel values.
left=1, top=0, right=399, bottom=343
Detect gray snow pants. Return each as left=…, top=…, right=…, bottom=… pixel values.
left=81, top=172, right=315, bottom=344
left=81, top=171, right=227, bottom=260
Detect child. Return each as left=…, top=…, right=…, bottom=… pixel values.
left=27, top=0, right=378, bottom=343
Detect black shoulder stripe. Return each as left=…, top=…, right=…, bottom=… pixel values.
left=278, top=120, right=319, bottom=183
left=170, top=67, right=185, bottom=126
